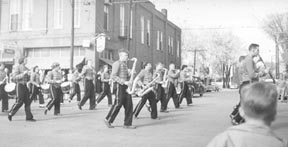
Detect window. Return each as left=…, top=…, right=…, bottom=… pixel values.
left=156, top=31, right=160, bottom=50
left=74, top=0, right=81, bottom=28
left=27, top=49, right=33, bottom=57
left=157, top=31, right=163, bottom=50
left=80, top=47, right=85, bottom=56
left=160, top=31, right=163, bottom=50
left=147, top=19, right=150, bottom=46
left=9, top=0, right=21, bottom=31
left=129, top=10, right=133, bottom=38
left=50, top=48, right=60, bottom=57
left=34, top=49, right=40, bottom=57
left=104, top=5, right=109, bottom=31
left=41, top=48, right=50, bottom=57
left=141, top=16, right=145, bottom=44
left=119, top=4, right=125, bottom=36
left=177, top=40, right=180, bottom=57
left=168, top=36, right=170, bottom=53
left=108, top=50, right=113, bottom=60
left=54, top=0, right=64, bottom=29
left=22, top=0, right=34, bottom=30
left=171, top=37, right=174, bottom=55
left=61, top=48, right=69, bottom=57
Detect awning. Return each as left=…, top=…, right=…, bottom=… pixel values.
left=99, top=58, right=114, bottom=66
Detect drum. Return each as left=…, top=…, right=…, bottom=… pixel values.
left=41, top=84, right=50, bottom=94
left=4, top=83, right=16, bottom=97
left=61, top=82, right=71, bottom=93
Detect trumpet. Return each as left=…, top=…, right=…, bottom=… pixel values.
left=126, top=58, right=138, bottom=94
left=136, top=73, right=160, bottom=97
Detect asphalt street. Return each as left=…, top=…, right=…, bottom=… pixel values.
left=0, top=89, right=287, bottom=147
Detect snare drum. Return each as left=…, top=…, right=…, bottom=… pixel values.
left=61, top=82, right=71, bottom=93
left=41, top=84, right=50, bottom=94
left=4, top=83, right=16, bottom=97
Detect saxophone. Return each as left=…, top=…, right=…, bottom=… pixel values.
left=161, top=68, right=168, bottom=88
left=126, top=58, right=138, bottom=94
left=136, top=73, right=160, bottom=97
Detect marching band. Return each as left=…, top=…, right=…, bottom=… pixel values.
left=0, top=44, right=278, bottom=129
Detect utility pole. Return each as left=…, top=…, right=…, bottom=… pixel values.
left=70, top=0, right=75, bottom=70
left=186, top=49, right=206, bottom=75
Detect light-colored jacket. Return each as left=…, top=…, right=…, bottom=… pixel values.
left=207, top=123, right=287, bottom=147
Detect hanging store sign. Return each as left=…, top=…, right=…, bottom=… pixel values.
left=96, top=36, right=106, bottom=53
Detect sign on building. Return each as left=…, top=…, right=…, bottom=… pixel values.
left=97, top=36, right=106, bottom=52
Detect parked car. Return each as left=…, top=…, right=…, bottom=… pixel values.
left=206, top=82, right=220, bottom=92
left=187, top=77, right=205, bottom=97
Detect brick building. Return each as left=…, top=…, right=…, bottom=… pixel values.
left=0, top=0, right=181, bottom=72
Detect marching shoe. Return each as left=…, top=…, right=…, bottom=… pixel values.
left=78, top=104, right=82, bottom=110
left=104, top=119, right=114, bottom=128
left=8, top=114, right=12, bottom=121
left=123, top=125, right=136, bottom=129
left=26, top=118, right=37, bottom=122
left=44, top=109, right=48, bottom=115
left=160, top=110, right=169, bottom=113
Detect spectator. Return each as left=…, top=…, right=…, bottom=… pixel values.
left=207, top=82, right=287, bottom=147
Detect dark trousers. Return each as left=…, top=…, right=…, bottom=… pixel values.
left=96, top=82, right=112, bottom=105
left=106, top=84, right=133, bottom=126
left=231, top=81, right=251, bottom=124
left=156, top=84, right=166, bottom=111
left=164, top=82, right=180, bottom=110
left=178, top=82, right=192, bottom=105
left=9, top=83, right=33, bottom=120
left=30, top=85, right=44, bottom=105
left=46, top=85, right=62, bottom=115
left=133, top=90, right=157, bottom=119
left=0, top=84, right=9, bottom=111
left=70, top=83, right=81, bottom=101
left=79, top=79, right=95, bottom=109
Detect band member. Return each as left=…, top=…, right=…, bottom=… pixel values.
left=0, top=62, right=9, bottom=112
left=44, top=62, right=63, bottom=115
left=133, top=63, right=158, bottom=119
left=96, top=65, right=112, bottom=106
left=78, top=59, right=96, bottom=110
left=230, top=43, right=269, bottom=125
left=104, top=49, right=136, bottom=129
left=8, top=57, right=35, bottom=121
left=178, top=65, right=193, bottom=106
left=29, top=66, right=45, bottom=108
left=153, top=63, right=168, bottom=112
left=69, top=69, right=81, bottom=102
left=163, top=63, right=181, bottom=111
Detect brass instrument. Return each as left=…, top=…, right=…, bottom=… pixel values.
left=0, top=76, right=7, bottom=85
left=126, top=58, right=138, bottom=94
left=161, top=68, right=168, bottom=88
left=136, top=73, right=160, bottom=97
left=254, top=55, right=275, bottom=84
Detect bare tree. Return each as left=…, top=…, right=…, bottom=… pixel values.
left=262, top=13, right=288, bottom=72
left=182, top=30, right=243, bottom=88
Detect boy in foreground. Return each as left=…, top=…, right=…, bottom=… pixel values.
left=207, top=82, right=287, bottom=147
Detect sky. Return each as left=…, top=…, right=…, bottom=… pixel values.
left=150, top=0, right=288, bottom=62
